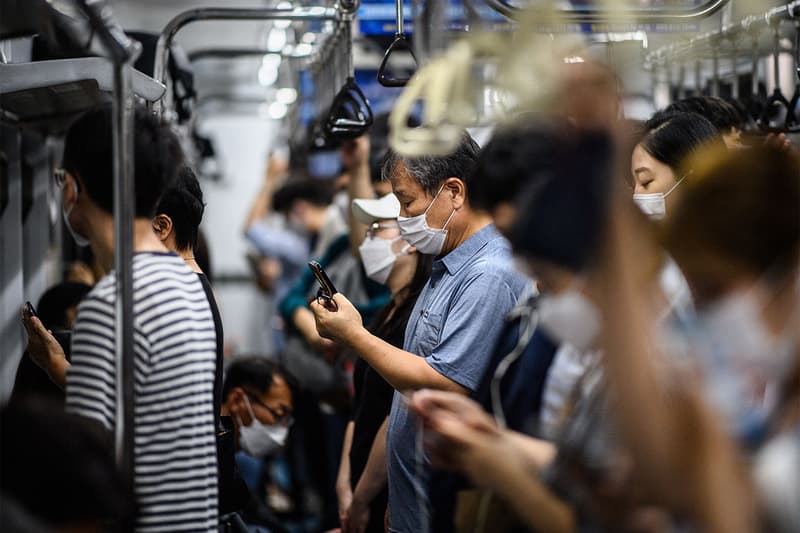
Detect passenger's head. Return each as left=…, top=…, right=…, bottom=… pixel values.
left=469, top=119, right=570, bottom=236
left=36, top=281, right=92, bottom=330
left=381, top=132, right=481, bottom=256
left=663, top=145, right=799, bottom=311
left=658, top=96, right=743, bottom=148
left=352, top=193, right=419, bottom=289
left=152, top=166, right=205, bottom=253
left=512, top=130, right=614, bottom=295
left=221, top=357, right=296, bottom=456
left=272, top=179, right=334, bottom=234
left=631, top=112, right=723, bottom=217
left=60, top=105, right=184, bottom=242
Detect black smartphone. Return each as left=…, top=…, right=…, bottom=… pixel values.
left=25, top=301, right=37, bottom=318
left=308, top=261, right=338, bottom=299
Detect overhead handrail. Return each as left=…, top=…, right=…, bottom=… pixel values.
left=325, top=22, right=373, bottom=138
left=483, top=0, right=730, bottom=23
left=759, top=18, right=792, bottom=131
left=151, top=5, right=339, bottom=117
left=377, top=0, right=417, bottom=87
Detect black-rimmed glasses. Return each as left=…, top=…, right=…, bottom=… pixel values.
left=246, top=391, right=294, bottom=427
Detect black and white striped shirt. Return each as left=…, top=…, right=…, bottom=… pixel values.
left=66, top=252, right=219, bottom=532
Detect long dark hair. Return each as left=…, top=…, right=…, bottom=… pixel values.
left=639, top=112, right=723, bottom=175
left=369, top=253, right=434, bottom=339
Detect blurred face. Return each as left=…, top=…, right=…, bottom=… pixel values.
left=631, top=144, right=678, bottom=196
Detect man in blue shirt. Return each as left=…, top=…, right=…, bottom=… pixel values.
left=311, top=133, right=528, bottom=533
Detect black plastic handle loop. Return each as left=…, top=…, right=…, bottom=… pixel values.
left=377, top=34, right=418, bottom=87
left=324, top=77, right=373, bottom=139
left=786, top=88, right=800, bottom=131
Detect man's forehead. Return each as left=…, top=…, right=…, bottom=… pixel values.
left=389, top=164, right=425, bottom=198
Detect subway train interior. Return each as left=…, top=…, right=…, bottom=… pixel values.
left=1, top=0, right=800, bottom=532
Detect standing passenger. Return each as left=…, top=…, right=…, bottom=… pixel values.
left=311, top=133, right=528, bottom=533
left=23, top=105, right=219, bottom=532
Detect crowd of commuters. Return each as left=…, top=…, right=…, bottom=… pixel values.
left=3, top=53, right=799, bottom=533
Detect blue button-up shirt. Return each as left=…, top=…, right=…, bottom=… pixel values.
left=386, top=224, right=528, bottom=533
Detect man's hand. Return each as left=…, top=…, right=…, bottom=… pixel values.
left=409, top=389, right=524, bottom=486
left=21, top=306, right=68, bottom=386
left=341, top=136, right=370, bottom=171
left=310, top=293, right=364, bottom=345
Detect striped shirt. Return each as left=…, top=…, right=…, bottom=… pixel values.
left=66, top=252, right=219, bottom=532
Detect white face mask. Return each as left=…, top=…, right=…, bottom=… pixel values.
left=62, top=179, right=90, bottom=247
left=358, top=234, right=410, bottom=285
left=632, top=175, right=685, bottom=220
left=396, top=184, right=456, bottom=256
left=685, top=283, right=798, bottom=445
left=236, top=395, right=289, bottom=457
left=537, top=289, right=601, bottom=352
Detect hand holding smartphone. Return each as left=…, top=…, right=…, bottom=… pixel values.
left=308, top=261, right=338, bottom=311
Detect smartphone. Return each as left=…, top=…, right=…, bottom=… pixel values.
left=25, top=301, right=37, bottom=318
left=308, top=261, right=337, bottom=299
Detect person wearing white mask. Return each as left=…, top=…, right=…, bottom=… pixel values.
left=220, top=357, right=295, bottom=458
left=336, top=192, right=434, bottom=533
left=311, top=132, right=528, bottom=533
left=631, top=112, right=723, bottom=220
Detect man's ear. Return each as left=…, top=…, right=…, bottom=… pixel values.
left=151, top=214, right=173, bottom=242
left=444, top=177, right=466, bottom=210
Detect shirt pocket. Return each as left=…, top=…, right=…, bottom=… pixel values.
left=413, top=310, right=443, bottom=356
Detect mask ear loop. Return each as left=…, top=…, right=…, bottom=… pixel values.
left=663, top=174, right=687, bottom=198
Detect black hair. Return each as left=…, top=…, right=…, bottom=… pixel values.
left=62, top=104, right=185, bottom=218
left=381, top=131, right=481, bottom=198
left=272, top=179, right=334, bottom=213
left=222, top=357, right=299, bottom=402
left=469, top=119, right=571, bottom=212
left=155, top=166, right=205, bottom=251
left=0, top=399, right=135, bottom=530
left=511, top=131, right=614, bottom=272
left=657, top=96, right=742, bottom=133
left=639, top=112, right=724, bottom=175
left=36, top=281, right=92, bottom=330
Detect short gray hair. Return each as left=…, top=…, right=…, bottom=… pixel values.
left=381, top=132, right=481, bottom=196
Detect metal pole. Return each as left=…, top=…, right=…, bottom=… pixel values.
left=74, top=0, right=139, bottom=484
left=111, top=52, right=138, bottom=476
left=152, top=6, right=338, bottom=117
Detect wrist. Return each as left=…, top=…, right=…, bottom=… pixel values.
left=342, top=324, right=368, bottom=349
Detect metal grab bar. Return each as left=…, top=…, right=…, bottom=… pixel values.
left=74, top=0, right=139, bottom=496
left=152, top=6, right=339, bottom=116
left=377, top=0, right=417, bottom=87
left=483, top=0, right=730, bottom=23
left=645, top=1, right=800, bottom=67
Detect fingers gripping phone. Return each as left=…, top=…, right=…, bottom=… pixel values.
left=308, top=261, right=338, bottom=310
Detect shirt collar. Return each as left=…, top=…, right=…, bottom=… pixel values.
left=438, top=224, right=502, bottom=276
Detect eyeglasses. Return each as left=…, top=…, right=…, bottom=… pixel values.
left=246, top=391, right=294, bottom=427
left=365, top=221, right=399, bottom=238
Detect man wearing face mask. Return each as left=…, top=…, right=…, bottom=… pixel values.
left=311, top=132, right=528, bottom=533
left=220, top=357, right=296, bottom=532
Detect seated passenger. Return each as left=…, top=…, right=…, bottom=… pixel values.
left=23, top=104, right=220, bottom=532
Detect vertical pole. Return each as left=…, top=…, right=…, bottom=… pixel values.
left=112, top=56, right=137, bottom=478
